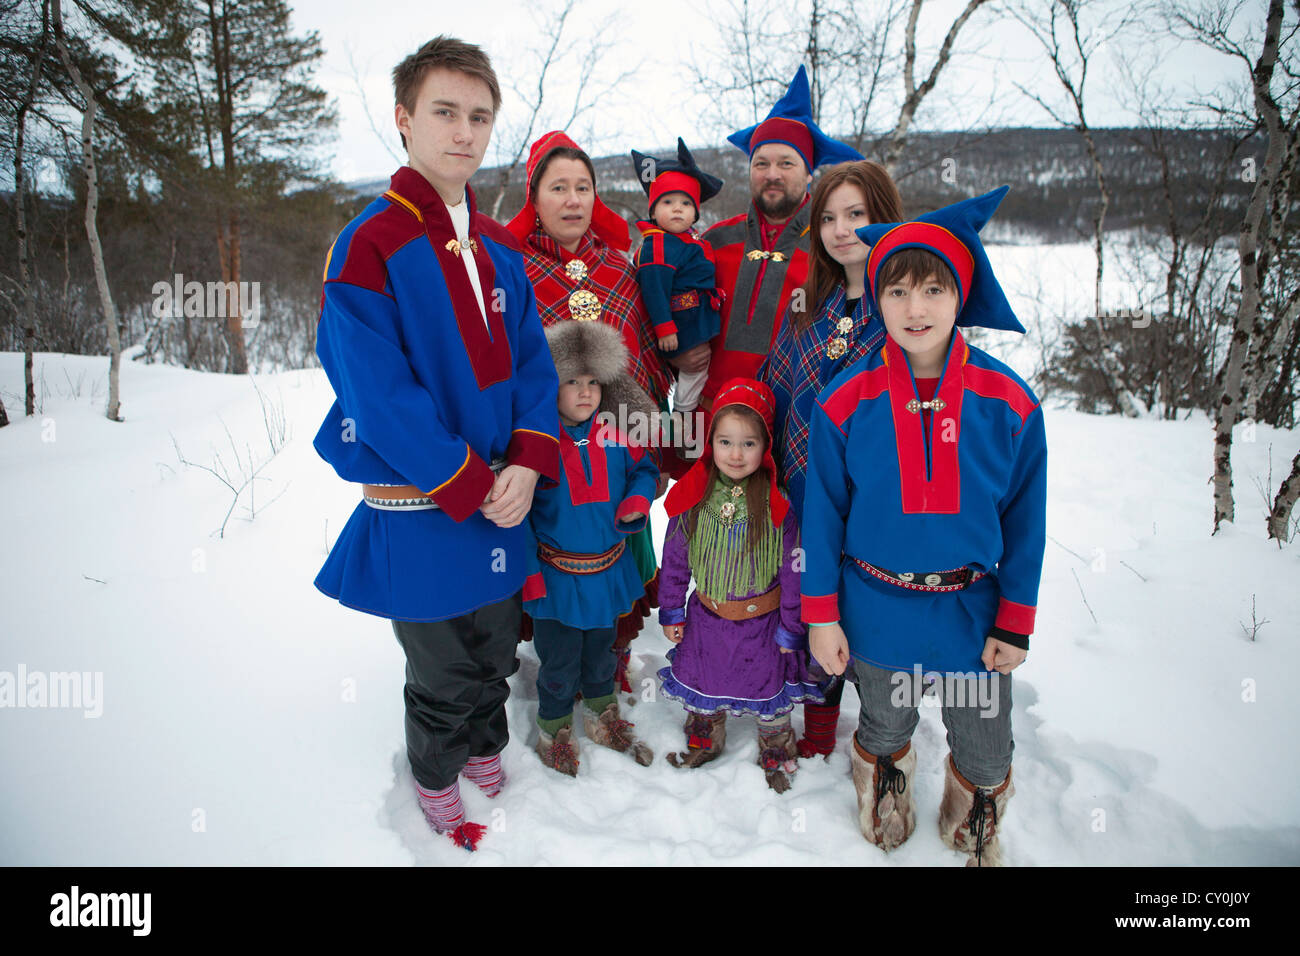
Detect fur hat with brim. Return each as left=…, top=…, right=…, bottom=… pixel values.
left=545, top=320, right=660, bottom=425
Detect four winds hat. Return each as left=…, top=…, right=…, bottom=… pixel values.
left=726, top=65, right=864, bottom=173
left=856, top=185, right=1025, bottom=334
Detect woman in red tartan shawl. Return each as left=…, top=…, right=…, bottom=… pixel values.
left=506, top=130, right=672, bottom=669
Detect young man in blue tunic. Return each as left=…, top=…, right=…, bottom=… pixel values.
left=801, top=187, right=1047, bottom=866
left=525, top=319, right=661, bottom=775
left=312, top=37, right=560, bottom=851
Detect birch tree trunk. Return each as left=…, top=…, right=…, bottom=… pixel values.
left=1241, top=128, right=1300, bottom=422
left=16, top=0, right=52, bottom=418
left=52, top=0, right=122, bottom=421
left=1268, top=447, right=1300, bottom=542
left=1213, top=0, right=1285, bottom=532
left=883, top=0, right=989, bottom=176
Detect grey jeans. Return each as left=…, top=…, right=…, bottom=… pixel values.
left=852, top=660, right=1013, bottom=787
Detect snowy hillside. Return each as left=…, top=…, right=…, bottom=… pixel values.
left=1, top=350, right=1297, bottom=866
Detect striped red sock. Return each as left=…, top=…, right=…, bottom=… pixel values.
left=416, top=781, right=487, bottom=851
left=461, top=754, right=504, bottom=797
left=416, top=781, right=465, bottom=832
left=797, top=702, right=841, bottom=757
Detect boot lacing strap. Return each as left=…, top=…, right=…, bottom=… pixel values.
left=551, top=736, right=577, bottom=766
left=968, top=788, right=998, bottom=865
left=759, top=725, right=789, bottom=770
left=685, top=714, right=713, bottom=749
left=606, top=716, right=635, bottom=748
left=875, top=755, right=907, bottom=804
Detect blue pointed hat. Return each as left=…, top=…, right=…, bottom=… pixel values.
left=855, top=186, right=1024, bottom=333
left=726, top=66, right=863, bottom=172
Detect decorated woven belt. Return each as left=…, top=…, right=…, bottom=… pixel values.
left=700, top=585, right=782, bottom=621
left=361, top=459, right=507, bottom=511
left=669, top=289, right=700, bottom=311
left=851, top=557, right=984, bottom=593
left=537, top=540, right=626, bottom=575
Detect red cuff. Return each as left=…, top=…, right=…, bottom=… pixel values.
left=801, top=593, right=839, bottom=624
left=654, top=320, right=678, bottom=339
left=506, top=428, right=560, bottom=482
left=521, top=571, right=546, bottom=602
left=995, top=598, right=1036, bottom=635
left=616, top=495, right=651, bottom=523
left=426, top=447, right=495, bottom=522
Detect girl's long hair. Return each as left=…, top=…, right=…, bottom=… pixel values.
left=791, top=160, right=903, bottom=333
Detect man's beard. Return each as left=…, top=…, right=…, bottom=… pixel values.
left=754, top=188, right=802, bottom=221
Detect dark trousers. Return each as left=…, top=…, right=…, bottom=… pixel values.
left=532, top=619, right=618, bottom=721
left=391, top=593, right=522, bottom=790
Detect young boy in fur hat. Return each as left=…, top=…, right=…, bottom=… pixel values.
left=524, top=319, right=662, bottom=775
left=630, top=139, right=725, bottom=424
left=801, top=187, right=1047, bottom=865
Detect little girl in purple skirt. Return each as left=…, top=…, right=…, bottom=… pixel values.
left=657, top=377, right=826, bottom=792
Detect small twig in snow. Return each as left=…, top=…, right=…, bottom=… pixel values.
left=82, top=574, right=106, bottom=584
left=1118, top=560, right=1148, bottom=582
left=1239, top=594, right=1269, bottom=642
left=1071, top=568, right=1098, bottom=624
left=1048, top=534, right=1088, bottom=565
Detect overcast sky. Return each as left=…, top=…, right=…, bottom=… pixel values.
left=292, top=0, right=1251, bottom=184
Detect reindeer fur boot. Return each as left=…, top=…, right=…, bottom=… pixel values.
left=583, top=700, right=654, bottom=765
left=758, top=720, right=799, bottom=793
left=666, top=711, right=726, bottom=768
left=536, top=724, right=580, bottom=777
left=938, top=755, right=1013, bottom=867
left=850, top=738, right=917, bottom=851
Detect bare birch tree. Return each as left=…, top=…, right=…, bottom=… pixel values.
left=1008, top=0, right=1145, bottom=418
left=52, top=0, right=122, bottom=421
left=690, top=0, right=990, bottom=177
left=882, top=0, right=991, bottom=174
left=11, top=0, right=51, bottom=418
left=1269, top=446, right=1300, bottom=541
left=1175, top=0, right=1298, bottom=532
left=484, top=0, right=636, bottom=219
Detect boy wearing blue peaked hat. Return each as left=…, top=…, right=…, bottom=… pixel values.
left=799, top=186, right=1047, bottom=867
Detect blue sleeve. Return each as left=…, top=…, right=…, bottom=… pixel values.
left=635, top=237, right=678, bottom=339
left=316, top=274, right=495, bottom=507
left=614, top=445, right=659, bottom=535
left=799, top=396, right=852, bottom=625
left=992, top=406, right=1047, bottom=638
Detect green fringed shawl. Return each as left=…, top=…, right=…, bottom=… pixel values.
left=687, top=473, right=783, bottom=604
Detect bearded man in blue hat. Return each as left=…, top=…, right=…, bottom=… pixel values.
left=800, top=187, right=1048, bottom=867
left=682, top=66, right=862, bottom=420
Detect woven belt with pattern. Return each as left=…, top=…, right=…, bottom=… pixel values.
left=537, top=540, right=626, bottom=575
left=699, top=585, right=782, bottom=621
left=669, top=289, right=700, bottom=312
left=362, top=458, right=507, bottom=511
left=851, top=557, right=984, bottom=593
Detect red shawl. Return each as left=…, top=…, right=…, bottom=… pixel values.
left=522, top=228, right=674, bottom=405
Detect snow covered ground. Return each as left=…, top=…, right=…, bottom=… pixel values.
left=1, top=349, right=1297, bottom=866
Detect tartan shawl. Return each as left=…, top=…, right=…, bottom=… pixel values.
left=522, top=228, right=674, bottom=405
left=757, top=284, right=885, bottom=515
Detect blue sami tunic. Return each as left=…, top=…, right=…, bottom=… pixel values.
left=524, top=416, right=660, bottom=630
left=633, top=222, right=721, bottom=357
left=313, top=168, right=561, bottom=622
left=800, top=330, right=1047, bottom=674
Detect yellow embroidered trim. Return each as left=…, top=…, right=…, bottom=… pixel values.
left=384, top=190, right=424, bottom=223
left=427, top=446, right=472, bottom=496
